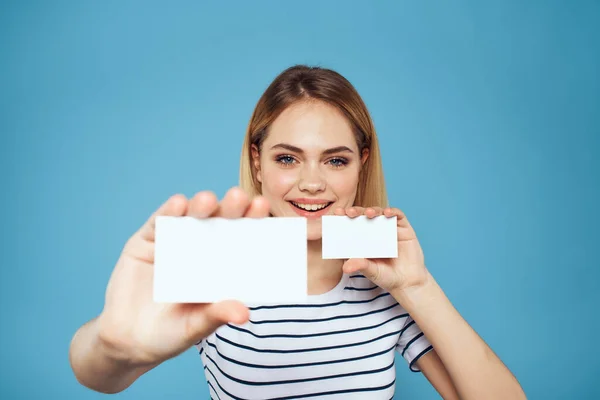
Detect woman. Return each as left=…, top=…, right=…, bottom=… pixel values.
left=69, top=65, right=526, bottom=399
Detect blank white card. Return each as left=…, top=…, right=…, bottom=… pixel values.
left=153, top=216, right=307, bottom=304
left=321, top=215, right=398, bottom=259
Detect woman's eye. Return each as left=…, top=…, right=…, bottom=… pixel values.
left=276, top=155, right=295, bottom=165
left=328, top=158, right=348, bottom=167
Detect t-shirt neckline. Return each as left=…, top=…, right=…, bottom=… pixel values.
left=305, top=272, right=350, bottom=303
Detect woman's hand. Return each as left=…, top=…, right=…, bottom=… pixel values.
left=97, top=187, right=270, bottom=369
left=334, top=206, right=431, bottom=294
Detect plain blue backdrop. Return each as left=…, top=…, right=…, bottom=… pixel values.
left=1, top=1, right=599, bottom=399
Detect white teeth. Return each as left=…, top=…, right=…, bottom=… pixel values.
left=292, top=202, right=329, bottom=211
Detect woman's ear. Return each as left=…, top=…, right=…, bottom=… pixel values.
left=361, top=148, right=370, bottom=166
left=251, top=144, right=262, bottom=183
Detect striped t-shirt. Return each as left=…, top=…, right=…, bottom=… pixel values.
left=196, top=273, right=433, bottom=399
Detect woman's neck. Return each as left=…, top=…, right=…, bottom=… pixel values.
left=306, top=239, right=344, bottom=295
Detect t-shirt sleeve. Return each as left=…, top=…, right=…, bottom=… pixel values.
left=395, top=316, right=434, bottom=372
left=194, top=338, right=208, bottom=366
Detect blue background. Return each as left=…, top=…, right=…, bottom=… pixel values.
left=1, top=1, right=599, bottom=399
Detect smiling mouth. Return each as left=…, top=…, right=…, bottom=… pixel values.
left=290, top=201, right=333, bottom=212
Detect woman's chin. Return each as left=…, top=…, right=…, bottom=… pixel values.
left=307, top=233, right=323, bottom=242
left=306, top=221, right=323, bottom=241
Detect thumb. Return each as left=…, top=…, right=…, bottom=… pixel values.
left=186, top=300, right=250, bottom=343
left=343, top=258, right=380, bottom=281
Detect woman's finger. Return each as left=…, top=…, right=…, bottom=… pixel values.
left=122, top=237, right=155, bottom=264
left=365, top=207, right=383, bottom=218
left=214, top=187, right=252, bottom=218
left=244, top=196, right=271, bottom=218
left=384, top=207, right=410, bottom=227
left=187, top=191, right=219, bottom=219
left=138, top=194, right=188, bottom=242
left=184, top=300, right=250, bottom=344
left=346, top=207, right=364, bottom=218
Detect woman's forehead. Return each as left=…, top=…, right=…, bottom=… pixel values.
left=265, top=102, right=357, bottom=150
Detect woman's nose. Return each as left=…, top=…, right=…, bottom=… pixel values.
left=298, top=165, right=326, bottom=193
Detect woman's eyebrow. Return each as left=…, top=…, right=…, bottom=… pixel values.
left=323, top=146, right=354, bottom=155
left=270, top=143, right=354, bottom=155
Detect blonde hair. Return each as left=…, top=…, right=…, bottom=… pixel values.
left=239, top=65, right=388, bottom=208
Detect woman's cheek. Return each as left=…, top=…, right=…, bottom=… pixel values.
left=262, top=168, right=298, bottom=197
left=327, top=170, right=360, bottom=197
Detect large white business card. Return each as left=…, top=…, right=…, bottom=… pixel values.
left=153, top=216, right=307, bottom=304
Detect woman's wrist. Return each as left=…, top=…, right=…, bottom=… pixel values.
left=391, top=271, right=443, bottom=314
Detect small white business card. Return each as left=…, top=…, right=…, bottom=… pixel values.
left=321, top=215, right=398, bottom=259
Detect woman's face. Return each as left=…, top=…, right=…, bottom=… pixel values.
left=253, top=100, right=368, bottom=241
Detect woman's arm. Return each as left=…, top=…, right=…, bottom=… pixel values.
left=69, top=317, right=157, bottom=394
left=392, top=274, right=527, bottom=400
left=69, top=319, right=156, bottom=393
left=69, top=191, right=265, bottom=394
left=337, top=206, right=526, bottom=399
left=415, top=349, right=461, bottom=400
